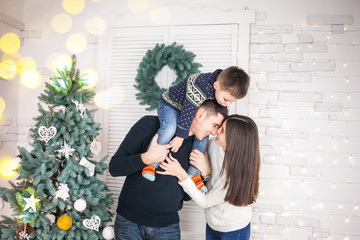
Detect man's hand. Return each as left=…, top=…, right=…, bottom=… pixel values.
left=189, top=149, right=211, bottom=178
left=169, top=136, right=184, bottom=153
left=141, top=134, right=171, bottom=165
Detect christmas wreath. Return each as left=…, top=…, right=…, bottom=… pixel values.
left=134, top=42, right=202, bottom=111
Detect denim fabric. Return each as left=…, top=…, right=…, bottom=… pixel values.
left=187, top=136, right=209, bottom=175
left=114, top=214, right=180, bottom=240
left=206, top=223, right=250, bottom=240
left=150, top=101, right=180, bottom=168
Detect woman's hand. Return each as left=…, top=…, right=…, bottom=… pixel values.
left=157, top=154, right=188, bottom=181
left=189, top=149, right=211, bottom=178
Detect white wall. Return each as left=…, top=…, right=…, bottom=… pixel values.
left=0, top=0, right=359, bottom=239
left=0, top=0, right=24, bottom=218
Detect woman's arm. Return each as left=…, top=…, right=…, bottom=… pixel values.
left=158, top=154, right=225, bottom=208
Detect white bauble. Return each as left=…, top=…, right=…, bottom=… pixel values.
left=74, top=199, right=87, bottom=212
left=102, top=226, right=115, bottom=239
left=0, top=197, right=4, bottom=210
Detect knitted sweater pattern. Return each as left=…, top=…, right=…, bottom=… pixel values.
left=160, top=69, right=222, bottom=138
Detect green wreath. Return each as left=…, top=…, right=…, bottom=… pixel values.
left=134, top=42, right=202, bottom=111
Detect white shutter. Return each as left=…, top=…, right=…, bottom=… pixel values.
left=103, top=26, right=169, bottom=212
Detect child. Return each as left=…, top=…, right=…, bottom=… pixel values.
left=142, top=66, right=250, bottom=192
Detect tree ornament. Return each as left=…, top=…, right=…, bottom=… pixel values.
left=57, top=215, right=72, bottom=230
left=17, top=188, right=40, bottom=223
left=79, top=157, right=95, bottom=176
left=17, top=224, right=35, bottom=240
left=74, top=198, right=86, bottom=212
left=23, top=194, right=40, bottom=212
left=102, top=226, right=115, bottom=240
left=56, top=141, right=75, bottom=159
left=72, top=99, right=87, bottom=118
left=55, top=183, right=70, bottom=201
left=38, top=126, right=57, bottom=143
left=90, top=139, right=102, bottom=156
left=134, top=42, right=202, bottom=111
left=83, top=214, right=101, bottom=231
left=0, top=197, right=4, bottom=210
left=53, top=105, right=66, bottom=114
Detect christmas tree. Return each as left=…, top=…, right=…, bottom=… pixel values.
left=0, top=55, right=114, bottom=240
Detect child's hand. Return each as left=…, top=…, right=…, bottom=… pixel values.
left=169, top=136, right=184, bottom=153
left=157, top=154, right=188, bottom=181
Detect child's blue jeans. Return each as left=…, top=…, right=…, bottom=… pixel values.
left=150, top=101, right=208, bottom=176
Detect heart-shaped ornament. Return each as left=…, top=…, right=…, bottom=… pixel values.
left=38, top=126, right=57, bottom=143
left=83, top=215, right=101, bottom=231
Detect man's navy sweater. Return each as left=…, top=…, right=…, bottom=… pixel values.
left=109, top=116, right=192, bottom=227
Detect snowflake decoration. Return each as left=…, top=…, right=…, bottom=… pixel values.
left=18, top=229, right=30, bottom=240
left=56, top=141, right=75, bottom=160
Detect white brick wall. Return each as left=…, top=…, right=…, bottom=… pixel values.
left=250, top=10, right=360, bottom=240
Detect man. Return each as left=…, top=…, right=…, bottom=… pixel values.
left=109, top=99, right=228, bottom=240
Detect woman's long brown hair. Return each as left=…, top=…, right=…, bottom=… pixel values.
left=220, top=115, right=260, bottom=206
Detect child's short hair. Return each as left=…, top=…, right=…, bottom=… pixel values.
left=217, top=66, right=250, bottom=99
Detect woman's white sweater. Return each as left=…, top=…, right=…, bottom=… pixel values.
left=179, top=138, right=251, bottom=232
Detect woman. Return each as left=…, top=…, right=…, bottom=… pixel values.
left=158, top=114, right=260, bottom=240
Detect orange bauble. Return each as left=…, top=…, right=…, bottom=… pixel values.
left=57, top=215, right=72, bottom=230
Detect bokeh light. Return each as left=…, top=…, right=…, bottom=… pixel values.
left=20, top=69, right=42, bottom=89
left=18, top=57, right=37, bottom=75
left=94, top=90, right=112, bottom=110
left=128, top=0, right=149, bottom=12
left=85, top=17, right=107, bottom=35
left=62, top=0, right=85, bottom=15
left=0, top=33, right=21, bottom=54
left=66, top=34, right=87, bottom=54
left=94, top=87, right=125, bottom=110
left=0, top=112, right=2, bottom=121
left=51, top=13, right=72, bottom=34
left=79, top=68, right=98, bottom=90
left=0, top=157, right=18, bottom=179
left=52, top=54, right=72, bottom=73
left=150, top=7, right=171, bottom=25
left=0, top=96, right=5, bottom=113
left=0, top=59, right=17, bottom=80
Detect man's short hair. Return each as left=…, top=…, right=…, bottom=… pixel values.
left=218, top=66, right=250, bottom=99
left=199, top=99, right=228, bottom=119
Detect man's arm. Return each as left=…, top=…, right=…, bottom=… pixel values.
left=109, top=116, right=170, bottom=177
